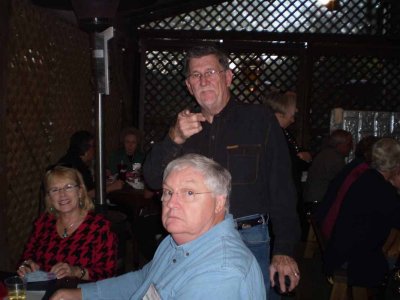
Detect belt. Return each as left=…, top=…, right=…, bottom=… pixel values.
left=235, top=214, right=267, bottom=230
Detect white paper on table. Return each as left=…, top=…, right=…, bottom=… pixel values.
left=25, top=270, right=56, bottom=282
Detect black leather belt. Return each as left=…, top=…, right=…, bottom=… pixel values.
left=236, top=214, right=267, bottom=230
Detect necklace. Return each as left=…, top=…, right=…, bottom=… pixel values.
left=61, top=222, right=76, bottom=239
left=60, top=216, right=82, bottom=238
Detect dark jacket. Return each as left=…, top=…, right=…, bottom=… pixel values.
left=143, top=99, right=300, bottom=256
left=324, top=169, right=400, bottom=287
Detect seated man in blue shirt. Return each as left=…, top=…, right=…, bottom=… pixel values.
left=51, top=153, right=266, bottom=300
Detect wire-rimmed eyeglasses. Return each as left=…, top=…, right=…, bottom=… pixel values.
left=187, top=69, right=225, bottom=82
left=48, top=184, right=79, bottom=196
left=161, top=188, right=213, bottom=203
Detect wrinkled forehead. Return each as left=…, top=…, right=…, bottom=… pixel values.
left=188, top=54, right=222, bottom=72
left=164, top=166, right=205, bottom=186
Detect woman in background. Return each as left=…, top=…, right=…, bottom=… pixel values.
left=324, top=138, right=400, bottom=289
left=17, top=166, right=117, bottom=281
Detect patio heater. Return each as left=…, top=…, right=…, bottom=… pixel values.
left=70, top=0, right=119, bottom=208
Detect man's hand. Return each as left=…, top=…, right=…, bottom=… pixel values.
left=50, top=288, right=82, bottom=300
left=169, top=109, right=206, bottom=144
left=297, top=151, right=312, bottom=163
left=269, top=255, right=300, bottom=293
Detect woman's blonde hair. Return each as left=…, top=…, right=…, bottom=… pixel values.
left=44, top=166, right=94, bottom=216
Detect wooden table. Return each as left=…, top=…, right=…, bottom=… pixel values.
left=107, top=187, right=162, bottom=270
left=107, top=187, right=156, bottom=222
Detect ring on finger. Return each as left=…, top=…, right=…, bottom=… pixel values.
left=294, top=271, right=300, bottom=277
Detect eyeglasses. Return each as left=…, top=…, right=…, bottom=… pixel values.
left=187, top=69, right=225, bottom=82
left=161, top=188, right=212, bottom=203
left=48, top=184, right=79, bottom=196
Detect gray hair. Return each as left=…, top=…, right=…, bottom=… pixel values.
left=371, top=138, right=400, bottom=173
left=264, top=91, right=297, bottom=115
left=163, top=154, right=231, bottom=211
left=184, top=45, right=230, bottom=77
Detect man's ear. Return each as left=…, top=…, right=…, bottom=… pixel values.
left=185, top=79, right=194, bottom=95
left=225, top=69, right=233, bottom=88
left=215, top=195, right=227, bottom=214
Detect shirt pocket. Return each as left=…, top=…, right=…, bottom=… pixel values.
left=226, top=144, right=261, bottom=185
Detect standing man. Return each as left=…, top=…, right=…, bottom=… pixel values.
left=143, top=45, right=300, bottom=294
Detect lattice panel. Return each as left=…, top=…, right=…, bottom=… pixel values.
left=142, top=49, right=299, bottom=148
left=4, top=1, right=94, bottom=270
left=142, top=51, right=189, bottom=149
left=309, top=55, right=400, bottom=151
left=141, top=0, right=390, bottom=36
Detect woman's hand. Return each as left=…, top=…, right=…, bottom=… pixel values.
left=50, top=262, right=79, bottom=279
left=17, top=259, right=40, bottom=277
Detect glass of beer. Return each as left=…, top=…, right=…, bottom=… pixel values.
left=4, top=276, right=26, bottom=300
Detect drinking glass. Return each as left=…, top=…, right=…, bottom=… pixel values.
left=4, top=276, right=26, bottom=300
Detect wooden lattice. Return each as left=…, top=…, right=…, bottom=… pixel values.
left=141, top=0, right=393, bottom=37
left=309, top=55, right=400, bottom=151
left=2, top=1, right=128, bottom=270
left=139, top=0, right=400, bottom=153
left=4, top=1, right=93, bottom=270
left=141, top=48, right=300, bottom=150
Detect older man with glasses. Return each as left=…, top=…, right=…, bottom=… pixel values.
left=143, top=45, right=300, bottom=297
left=51, top=154, right=265, bottom=300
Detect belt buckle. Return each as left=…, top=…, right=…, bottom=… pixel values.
left=241, top=223, right=252, bottom=229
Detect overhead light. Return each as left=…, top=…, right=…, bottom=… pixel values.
left=317, top=0, right=340, bottom=10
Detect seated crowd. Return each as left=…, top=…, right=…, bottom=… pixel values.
left=16, top=122, right=400, bottom=298
left=313, top=137, right=400, bottom=292
left=58, top=130, right=124, bottom=198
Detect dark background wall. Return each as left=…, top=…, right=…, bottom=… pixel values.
left=0, top=0, right=134, bottom=271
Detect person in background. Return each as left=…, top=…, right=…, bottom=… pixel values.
left=58, top=130, right=123, bottom=198
left=264, top=90, right=312, bottom=189
left=314, top=135, right=379, bottom=239
left=264, top=91, right=312, bottom=240
left=108, top=127, right=145, bottom=175
left=303, top=129, right=353, bottom=206
left=17, top=166, right=117, bottom=281
left=50, top=154, right=266, bottom=300
left=143, top=45, right=300, bottom=295
left=324, top=138, right=400, bottom=290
